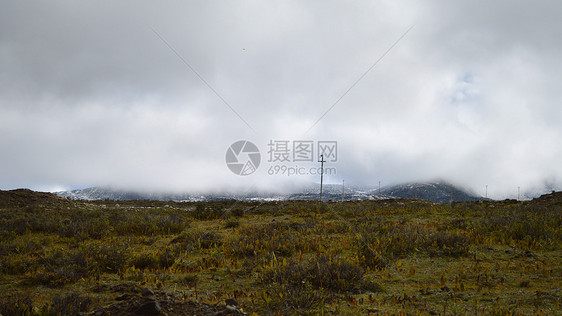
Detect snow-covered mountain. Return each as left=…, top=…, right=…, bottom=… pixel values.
left=285, top=182, right=390, bottom=201
left=56, top=187, right=280, bottom=202
left=56, top=181, right=483, bottom=203
left=379, top=182, right=482, bottom=203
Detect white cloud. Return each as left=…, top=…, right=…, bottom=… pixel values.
left=0, top=0, right=561, bottom=198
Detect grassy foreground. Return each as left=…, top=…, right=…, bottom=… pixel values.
left=0, top=189, right=560, bottom=315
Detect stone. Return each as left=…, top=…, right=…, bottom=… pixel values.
left=135, top=300, right=162, bottom=315
left=225, top=298, right=238, bottom=307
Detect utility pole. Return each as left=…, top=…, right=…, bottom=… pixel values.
left=342, top=180, right=345, bottom=201
left=319, top=154, right=325, bottom=201
left=485, top=185, right=488, bottom=200
left=378, top=181, right=381, bottom=199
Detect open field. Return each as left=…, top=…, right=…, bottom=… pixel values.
left=0, top=189, right=560, bottom=315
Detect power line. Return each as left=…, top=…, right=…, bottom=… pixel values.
left=304, top=25, right=415, bottom=134
left=150, top=26, right=256, bottom=133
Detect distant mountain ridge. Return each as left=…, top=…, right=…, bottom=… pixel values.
left=380, top=182, right=482, bottom=204
left=56, top=181, right=484, bottom=203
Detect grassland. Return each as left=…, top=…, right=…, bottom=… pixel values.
left=0, top=189, right=560, bottom=315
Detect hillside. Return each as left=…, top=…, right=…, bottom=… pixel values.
left=55, top=181, right=484, bottom=203
left=380, top=181, right=482, bottom=203
left=0, top=189, right=67, bottom=208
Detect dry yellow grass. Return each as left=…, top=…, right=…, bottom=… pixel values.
left=0, top=190, right=560, bottom=315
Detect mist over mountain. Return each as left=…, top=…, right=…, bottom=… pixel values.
left=56, top=181, right=492, bottom=203
left=56, top=187, right=278, bottom=202
left=379, top=182, right=482, bottom=203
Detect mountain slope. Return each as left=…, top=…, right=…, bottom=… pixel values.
left=0, top=189, right=68, bottom=208
left=56, top=181, right=483, bottom=203
left=380, top=182, right=482, bottom=203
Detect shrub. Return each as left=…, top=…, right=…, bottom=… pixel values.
left=130, top=247, right=178, bottom=270
left=47, top=293, right=92, bottom=315
left=426, top=232, right=470, bottom=257
left=224, top=219, right=240, bottom=229
left=170, top=230, right=223, bottom=250
left=191, top=204, right=227, bottom=220
left=176, top=274, right=198, bottom=286
left=231, top=207, right=245, bottom=217
left=26, top=267, right=85, bottom=287
left=263, top=283, right=329, bottom=315
left=259, top=255, right=383, bottom=315
left=309, top=256, right=364, bottom=292
left=82, top=242, right=130, bottom=273
left=35, top=242, right=131, bottom=279
left=0, top=292, right=34, bottom=315
left=57, top=215, right=110, bottom=240
left=225, top=222, right=319, bottom=258
left=0, top=255, right=30, bottom=275
left=474, top=207, right=561, bottom=249
left=323, top=220, right=349, bottom=234
left=356, top=222, right=470, bottom=270
left=112, top=211, right=188, bottom=236
left=262, top=255, right=367, bottom=293
left=130, top=252, right=160, bottom=270
left=356, top=241, right=388, bottom=270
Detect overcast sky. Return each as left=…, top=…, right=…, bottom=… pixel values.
left=1, top=1, right=561, bottom=199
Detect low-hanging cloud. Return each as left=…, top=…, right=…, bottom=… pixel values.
left=1, top=0, right=561, bottom=199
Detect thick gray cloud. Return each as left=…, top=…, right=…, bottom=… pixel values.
left=1, top=0, right=561, bottom=199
